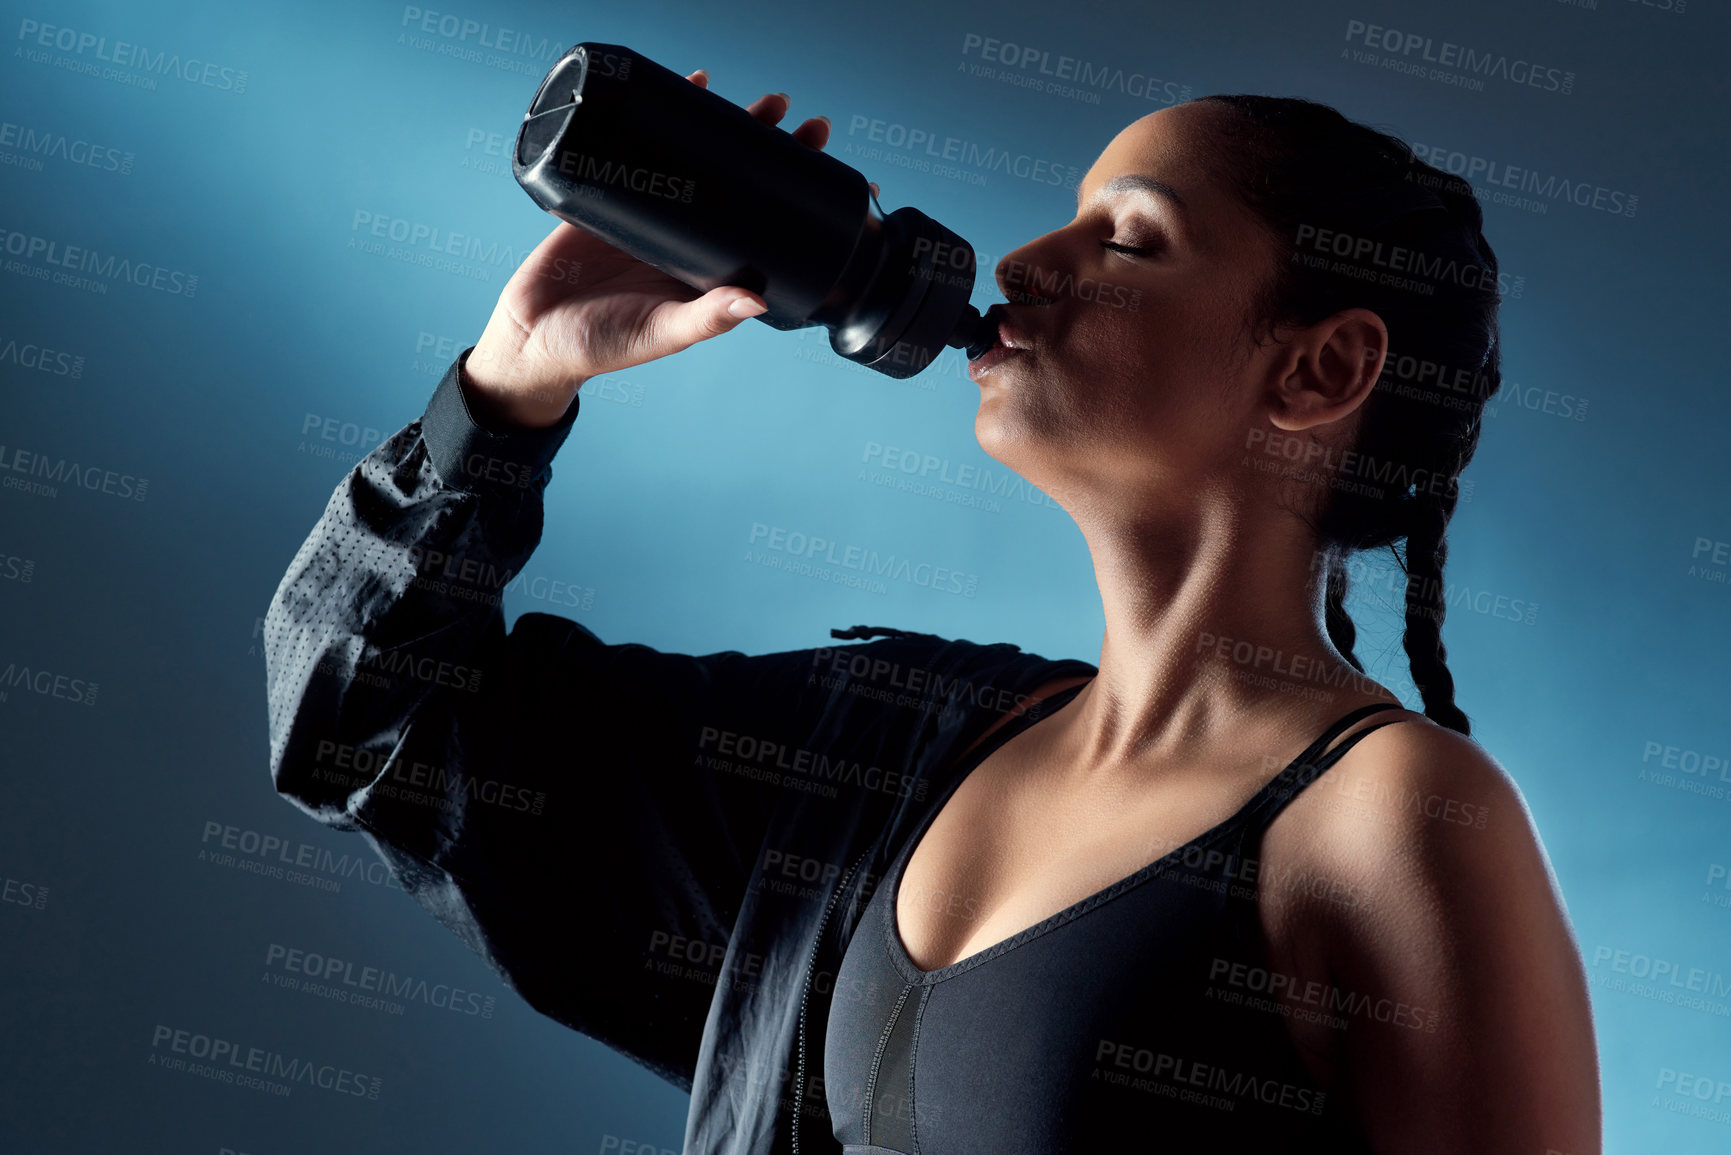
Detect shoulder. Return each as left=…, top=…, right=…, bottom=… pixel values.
left=1260, top=711, right=1591, bottom=1050
left=1267, top=713, right=1548, bottom=925
left=1258, top=712, right=1601, bottom=1150
left=1311, top=713, right=1529, bottom=856
left=1288, top=713, right=1519, bottom=850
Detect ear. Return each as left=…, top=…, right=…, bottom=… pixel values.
left=1266, top=307, right=1388, bottom=433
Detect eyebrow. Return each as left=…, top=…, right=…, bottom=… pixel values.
left=1076, top=173, right=1188, bottom=215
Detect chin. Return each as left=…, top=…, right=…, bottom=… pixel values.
left=972, top=401, right=1043, bottom=479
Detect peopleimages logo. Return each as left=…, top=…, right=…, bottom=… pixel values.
left=745, top=522, right=980, bottom=598
left=1342, top=19, right=1575, bottom=95
left=0, top=659, right=99, bottom=706
left=263, top=942, right=497, bottom=1018
left=394, top=6, right=567, bottom=76
left=1292, top=224, right=1515, bottom=297
left=349, top=210, right=533, bottom=282
left=16, top=18, right=250, bottom=93
left=0, top=335, right=85, bottom=380
left=1408, top=143, right=1637, bottom=219
left=958, top=33, right=1193, bottom=105
left=0, top=227, right=197, bottom=297
left=199, top=820, right=409, bottom=894
left=0, top=441, right=148, bottom=502
left=0, top=119, right=134, bottom=175
left=148, top=1024, right=381, bottom=1100
left=860, top=439, right=1064, bottom=514
left=551, top=150, right=696, bottom=202
left=843, top=114, right=1080, bottom=189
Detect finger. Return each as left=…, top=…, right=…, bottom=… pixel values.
left=744, top=92, right=791, bottom=127
left=687, top=69, right=709, bottom=88
left=789, top=114, right=830, bottom=151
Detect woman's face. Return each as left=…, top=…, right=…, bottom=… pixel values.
left=974, top=101, right=1292, bottom=513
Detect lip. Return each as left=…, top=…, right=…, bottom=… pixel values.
left=978, top=303, right=1033, bottom=352
left=967, top=305, right=1033, bottom=382
left=967, top=342, right=1027, bottom=381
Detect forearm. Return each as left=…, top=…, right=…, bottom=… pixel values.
left=263, top=347, right=579, bottom=824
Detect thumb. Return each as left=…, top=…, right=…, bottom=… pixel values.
left=652, top=286, right=768, bottom=354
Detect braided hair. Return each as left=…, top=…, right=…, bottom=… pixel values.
left=1194, top=95, right=1504, bottom=736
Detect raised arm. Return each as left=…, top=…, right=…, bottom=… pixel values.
left=264, top=345, right=808, bottom=1087
left=262, top=71, right=870, bottom=1090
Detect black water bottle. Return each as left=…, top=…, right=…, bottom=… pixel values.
left=511, top=42, right=999, bottom=379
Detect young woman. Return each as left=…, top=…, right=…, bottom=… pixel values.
left=266, top=70, right=1599, bottom=1155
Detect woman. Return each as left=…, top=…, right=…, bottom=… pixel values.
left=265, top=70, right=1599, bottom=1155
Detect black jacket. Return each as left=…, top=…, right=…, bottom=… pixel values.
left=262, top=347, right=1097, bottom=1154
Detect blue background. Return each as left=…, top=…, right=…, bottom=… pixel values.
left=2, top=0, right=1727, bottom=1151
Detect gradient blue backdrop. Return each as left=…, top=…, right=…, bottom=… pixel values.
left=2, top=0, right=1727, bottom=1151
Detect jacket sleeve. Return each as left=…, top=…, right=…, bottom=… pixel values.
left=263, top=346, right=836, bottom=1093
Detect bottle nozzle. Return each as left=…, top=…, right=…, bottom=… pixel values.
left=946, top=304, right=998, bottom=361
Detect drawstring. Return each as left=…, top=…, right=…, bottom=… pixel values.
left=829, top=624, right=935, bottom=641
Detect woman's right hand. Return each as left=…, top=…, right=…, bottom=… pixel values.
left=461, top=70, right=869, bottom=430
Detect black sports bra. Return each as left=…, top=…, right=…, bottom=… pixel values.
left=823, top=688, right=1409, bottom=1154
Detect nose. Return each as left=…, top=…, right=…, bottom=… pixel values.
left=994, top=228, right=1068, bottom=306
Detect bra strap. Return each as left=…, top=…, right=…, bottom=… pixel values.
left=1218, top=702, right=1411, bottom=955
left=1236, top=701, right=1409, bottom=835
left=1291, top=700, right=1405, bottom=768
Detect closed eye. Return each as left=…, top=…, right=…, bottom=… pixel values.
left=1100, top=241, right=1152, bottom=256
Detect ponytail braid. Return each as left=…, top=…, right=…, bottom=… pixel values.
left=1323, top=552, right=1364, bottom=675
left=1197, top=94, right=1503, bottom=736
left=1399, top=489, right=1472, bottom=735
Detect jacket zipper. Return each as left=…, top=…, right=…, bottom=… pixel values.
left=791, top=845, right=874, bottom=1155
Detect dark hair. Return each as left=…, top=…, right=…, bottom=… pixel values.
left=1192, top=94, right=1503, bottom=736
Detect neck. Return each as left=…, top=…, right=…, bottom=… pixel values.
left=1056, top=495, right=1389, bottom=776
